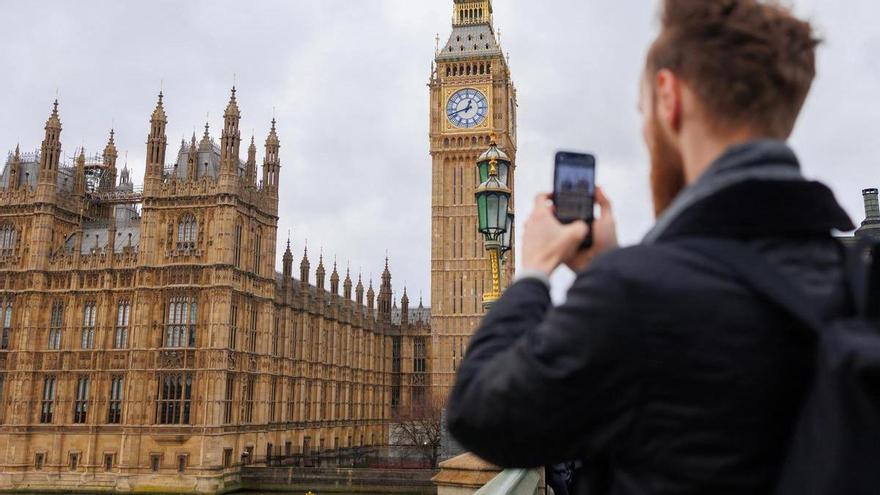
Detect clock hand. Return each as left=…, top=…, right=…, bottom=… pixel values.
left=448, top=102, right=474, bottom=117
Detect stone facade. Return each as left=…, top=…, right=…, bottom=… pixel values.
left=430, top=0, right=518, bottom=399
left=0, top=90, right=431, bottom=493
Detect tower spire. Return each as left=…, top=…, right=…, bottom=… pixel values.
left=8, top=144, right=21, bottom=191
left=37, top=98, right=63, bottom=190
left=263, top=117, right=280, bottom=192
left=220, top=86, right=241, bottom=181
left=330, top=258, right=340, bottom=296
left=246, top=134, right=257, bottom=185
left=282, top=232, right=293, bottom=287
left=343, top=265, right=353, bottom=300
left=145, top=91, right=168, bottom=191
left=355, top=271, right=365, bottom=305
left=74, top=147, right=86, bottom=196
left=102, top=128, right=118, bottom=192
left=300, top=243, right=310, bottom=289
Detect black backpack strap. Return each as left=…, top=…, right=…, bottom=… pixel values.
left=679, top=238, right=826, bottom=337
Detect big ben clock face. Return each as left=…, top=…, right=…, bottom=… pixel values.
left=446, top=88, right=488, bottom=128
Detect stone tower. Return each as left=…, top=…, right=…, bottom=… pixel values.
left=429, top=0, right=517, bottom=399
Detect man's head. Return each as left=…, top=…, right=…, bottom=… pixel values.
left=640, top=0, right=820, bottom=216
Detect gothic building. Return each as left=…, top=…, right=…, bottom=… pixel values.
left=429, top=0, right=517, bottom=398
left=0, top=90, right=430, bottom=492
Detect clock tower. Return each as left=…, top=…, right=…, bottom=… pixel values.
left=429, top=0, right=517, bottom=399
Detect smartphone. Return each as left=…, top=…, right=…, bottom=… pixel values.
left=553, top=151, right=596, bottom=249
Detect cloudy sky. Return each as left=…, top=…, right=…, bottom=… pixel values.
left=2, top=0, right=878, bottom=303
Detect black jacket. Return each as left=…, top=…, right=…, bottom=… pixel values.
left=446, top=142, right=855, bottom=494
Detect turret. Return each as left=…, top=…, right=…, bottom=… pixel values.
left=187, top=133, right=199, bottom=181
left=378, top=257, right=393, bottom=322
left=119, top=162, right=131, bottom=187
left=73, top=148, right=86, bottom=197
left=316, top=254, right=326, bottom=291
left=401, top=287, right=410, bottom=325
left=344, top=268, right=353, bottom=301
left=198, top=122, right=213, bottom=178
left=263, top=118, right=280, bottom=192
left=37, top=99, right=62, bottom=193
left=856, top=188, right=880, bottom=240
left=330, top=260, right=340, bottom=296
left=367, top=279, right=375, bottom=314
left=220, top=87, right=241, bottom=182
left=8, top=145, right=20, bottom=191
left=101, top=129, right=118, bottom=192
left=282, top=237, right=293, bottom=288
left=453, top=0, right=493, bottom=26
left=300, top=246, right=310, bottom=290
left=355, top=274, right=364, bottom=305
left=144, top=92, right=168, bottom=190
left=246, top=135, right=257, bottom=186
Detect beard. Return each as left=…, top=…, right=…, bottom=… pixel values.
left=648, top=111, right=686, bottom=218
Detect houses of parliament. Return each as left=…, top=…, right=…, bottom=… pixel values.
left=0, top=0, right=514, bottom=492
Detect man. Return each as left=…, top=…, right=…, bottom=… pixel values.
left=446, top=1, right=855, bottom=493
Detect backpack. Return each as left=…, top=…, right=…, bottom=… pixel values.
left=685, top=237, right=880, bottom=495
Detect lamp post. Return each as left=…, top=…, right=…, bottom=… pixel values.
left=475, top=139, right=513, bottom=310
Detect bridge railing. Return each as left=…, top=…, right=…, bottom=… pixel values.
left=432, top=453, right=544, bottom=495
left=474, top=468, right=542, bottom=495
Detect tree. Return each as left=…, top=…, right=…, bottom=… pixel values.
left=391, top=397, right=443, bottom=468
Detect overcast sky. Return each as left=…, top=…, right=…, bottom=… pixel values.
left=1, top=0, right=878, bottom=303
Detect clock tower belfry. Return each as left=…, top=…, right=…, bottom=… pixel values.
left=430, top=0, right=517, bottom=400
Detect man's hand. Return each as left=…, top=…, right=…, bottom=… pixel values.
left=564, top=186, right=618, bottom=273
left=521, top=188, right=619, bottom=277
left=521, top=194, right=589, bottom=277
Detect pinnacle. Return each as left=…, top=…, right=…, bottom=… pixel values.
left=46, top=99, right=62, bottom=129
left=225, top=86, right=240, bottom=117
left=151, top=91, right=167, bottom=121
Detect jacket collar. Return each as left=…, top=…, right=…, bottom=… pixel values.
left=645, top=140, right=854, bottom=243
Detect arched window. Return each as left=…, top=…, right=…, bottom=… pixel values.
left=177, top=214, right=197, bottom=250
left=165, top=295, right=197, bottom=348
left=0, top=225, right=16, bottom=255
left=0, top=299, right=11, bottom=350
left=81, top=301, right=96, bottom=349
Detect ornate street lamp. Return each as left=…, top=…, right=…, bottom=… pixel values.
left=500, top=210, right=515, bottom=255
left=477, top=138, right=511, bottom=185
left=475, top=139, right=513, bottom=309
left=475, top=161, right=510, bottom=238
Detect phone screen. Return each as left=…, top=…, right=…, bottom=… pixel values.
left=554, top=152, right=596, bottom=224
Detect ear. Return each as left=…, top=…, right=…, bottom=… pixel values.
left=654, top=69, right=683, bottom=133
